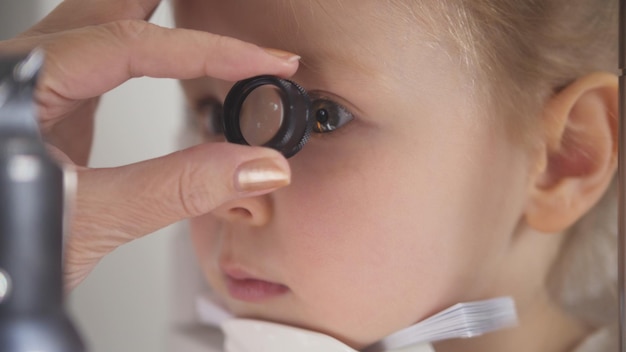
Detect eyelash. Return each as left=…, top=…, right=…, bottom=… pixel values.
left=194, top=93, right=356, bottom=139
left=195, top=98, right=224, bottom=140
left=309, top=93, right=355, bottom=134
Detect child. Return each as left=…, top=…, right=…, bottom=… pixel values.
left=173, top=0, right=619, bottom=351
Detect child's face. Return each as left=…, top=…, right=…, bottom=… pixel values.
left=175, top=0, right=534, bottom=348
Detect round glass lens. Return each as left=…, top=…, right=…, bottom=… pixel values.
left=239, top=85, right=284, bottom=146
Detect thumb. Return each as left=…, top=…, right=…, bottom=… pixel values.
left=76, top=142, right=290, bottom=239
left=64, top=143, right=289, bottom=288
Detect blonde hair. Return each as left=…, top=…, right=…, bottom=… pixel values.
left=421, top=0, right=619, bottom=328
left=397, top=0, right=618, bottom=142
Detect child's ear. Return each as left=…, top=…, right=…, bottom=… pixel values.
left=525, top=72, right=618, bottom=234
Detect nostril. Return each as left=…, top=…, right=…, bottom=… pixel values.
left=214, top=198, right=271, bottom=226
left=229, top=207, right=252, bottom=218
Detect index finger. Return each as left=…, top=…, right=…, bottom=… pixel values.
left=35, top=21, right=300, bottom=121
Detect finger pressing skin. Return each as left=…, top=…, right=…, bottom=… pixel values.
left=21, top=0, right=162, bottom=36
left=36, top=21, right=299, bottom=121
left=65, top=143, right=290, bottom=288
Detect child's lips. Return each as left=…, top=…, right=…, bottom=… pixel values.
left=222, top=265, right=289, bottom=302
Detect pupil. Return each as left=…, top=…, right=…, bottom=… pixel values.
left=316, top=109, right=329, bottom=124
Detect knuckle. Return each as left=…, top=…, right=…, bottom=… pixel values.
left=204, top=34, right=252, bottom=80
left=176, top=162, right=226, bottom=217
left=211, top=34, right=230, bottom=49
left=103, top=19, right=155, bottom=76
left=104, top=19, right=151, bottom=43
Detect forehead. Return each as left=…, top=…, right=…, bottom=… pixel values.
left=172, top=0, right=446, bottom=82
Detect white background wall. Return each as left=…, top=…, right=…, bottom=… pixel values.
left=0, top=2, right=188, bottom=351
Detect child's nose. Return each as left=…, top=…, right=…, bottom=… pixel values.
left=210, top=195, right=273, bottom=226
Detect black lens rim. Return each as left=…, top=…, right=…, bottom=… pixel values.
left=223, top=75, right=312, bottom=158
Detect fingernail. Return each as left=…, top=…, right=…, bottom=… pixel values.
left=235, top=158, right=290, bottom=193
left=262, top=48, right=301, bottom=63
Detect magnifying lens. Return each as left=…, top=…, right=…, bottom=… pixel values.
left=222, top=75, right=313, bottom=158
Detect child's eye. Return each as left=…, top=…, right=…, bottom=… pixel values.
left=310, top=96, right=355, bottom=133
left=196, top=98, right=224, bottom=139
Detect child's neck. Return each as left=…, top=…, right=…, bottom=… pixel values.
left=431, top=291, right=590, bottom=352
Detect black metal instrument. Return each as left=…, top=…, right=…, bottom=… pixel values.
left=0, top=51, right=85, bottom=352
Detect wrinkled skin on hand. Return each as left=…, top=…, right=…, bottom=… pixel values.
left=0, top=0, right=297, bottom=290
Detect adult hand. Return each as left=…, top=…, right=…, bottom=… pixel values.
left=0, top=0, right=298, bottom=290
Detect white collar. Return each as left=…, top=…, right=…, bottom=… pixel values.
left=196, top=293, right=516, bottom=352
left=195, top=293, right=434, bottom=352
left=222, top=319, right=435, bottom=352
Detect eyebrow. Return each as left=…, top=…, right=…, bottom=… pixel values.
left=295, top=37, right=382, bottom=81
left=298, top=48, right=399, bottom=102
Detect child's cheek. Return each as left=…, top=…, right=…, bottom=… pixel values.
left=189, top=214, right=223, bottom=275
left=278, top=138, right=410, bottom=272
